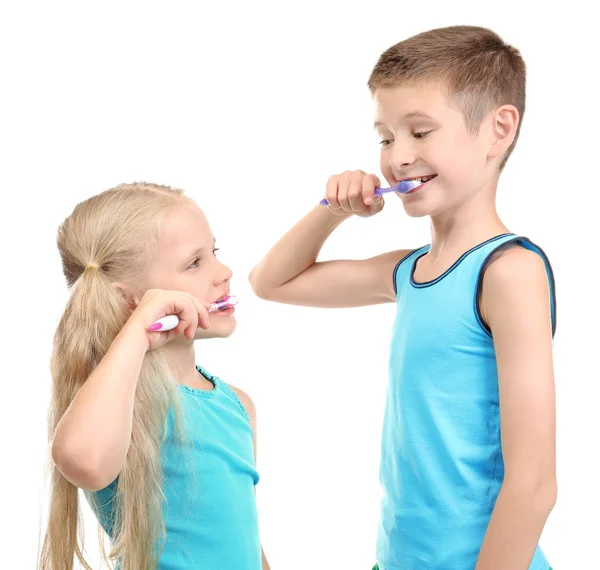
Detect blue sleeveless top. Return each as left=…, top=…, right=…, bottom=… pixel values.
left=85, top=365, right=261, bottom=570
left=377, top=234, right=556, bottom=570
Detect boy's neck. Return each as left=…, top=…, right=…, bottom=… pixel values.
left=427, top=188, right=509, bottom=257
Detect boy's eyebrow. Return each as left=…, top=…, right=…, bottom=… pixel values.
left=404, top=111, right=435, bottom=119
left=374, top=111, right=436, bottom=128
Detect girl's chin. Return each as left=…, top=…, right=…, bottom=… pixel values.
left=195, top=320, right=237, bottom=339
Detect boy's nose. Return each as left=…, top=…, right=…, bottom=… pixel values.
left=389, top=146, right=417, bottom=172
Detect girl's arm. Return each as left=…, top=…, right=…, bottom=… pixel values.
left=51, top=289, right=207, bottom=492
left=230, top=385, right=271, bottom=570
left=51, top=323, right=149, bottom=491
left=475, top=247, right=557, bottom=569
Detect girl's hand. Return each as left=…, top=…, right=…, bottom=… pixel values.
left=126, top=289, right=211, bottom=352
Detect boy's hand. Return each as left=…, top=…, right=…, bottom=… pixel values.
left=325, top=170, right=385, bottom=217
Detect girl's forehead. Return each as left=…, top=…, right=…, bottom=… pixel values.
left=157, top=204, right=213, bottom=251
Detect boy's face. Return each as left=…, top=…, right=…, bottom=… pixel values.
left=373, top=82, right=495, bottom=218
left=144, top=202, right=236, bottom=340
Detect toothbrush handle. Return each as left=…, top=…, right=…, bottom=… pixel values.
left=319, top=182, right=408, bottom=206
left=149, top=297, right=237, bottom=332
left=150, top=307, right=216, bottom=332
left=149, top=314, right=180, bottom=332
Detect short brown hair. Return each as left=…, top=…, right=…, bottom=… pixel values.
left=368, top=26, right=526, bottom=170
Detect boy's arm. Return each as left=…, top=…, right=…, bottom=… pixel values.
left=230, top=385, right=271, bottom=570
left=249, top=204, right=410, bottom=307
left=475, top=247, right=557, bottom=570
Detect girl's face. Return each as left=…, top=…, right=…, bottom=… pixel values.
left=144, top=201, right=235, bottom=340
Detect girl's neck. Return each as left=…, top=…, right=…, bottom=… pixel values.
left=166, top=342, right=203, bottom=387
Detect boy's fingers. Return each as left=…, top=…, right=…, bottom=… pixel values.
left=362, top=176, right=377, bottom=205
left=338, top=177, right=352, bottom=211
left=370, top=195, right=385, bottom=214
left=325, top=177, right=340, bottom=208
left=348, top=178, right=365, bottom=211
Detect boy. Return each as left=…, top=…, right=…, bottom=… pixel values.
left=250, top=26, right=556, bottom=570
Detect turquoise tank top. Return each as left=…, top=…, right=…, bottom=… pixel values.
left=377, top=233, right=556, bottom=570
left=85, top=365, right=261, bottom=570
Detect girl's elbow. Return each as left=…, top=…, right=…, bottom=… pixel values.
left=51, top=441, right=115, bottom=492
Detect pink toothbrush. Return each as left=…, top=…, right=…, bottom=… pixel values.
left=149, top=296, right=238, bottom=332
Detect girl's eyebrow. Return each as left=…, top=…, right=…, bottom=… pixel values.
left=185, top=238, right=216, bottom=259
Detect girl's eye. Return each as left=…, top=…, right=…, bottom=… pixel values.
left=414, top=131, right=431, bottom=139
left=213, top=248, right=220, bottom=256
left=379, top=139, right=393, bottom=147
left=188, top=258, right=200, bottom=269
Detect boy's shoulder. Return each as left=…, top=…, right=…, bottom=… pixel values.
left=480, top=242, right=553, bottom=330
left=483, top=239, right=549, bottom=281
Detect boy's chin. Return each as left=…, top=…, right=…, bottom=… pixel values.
left=400, top=203, right=431, bottom=218
left=402, top=208, right=430, bottom=219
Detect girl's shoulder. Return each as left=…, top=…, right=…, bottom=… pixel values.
left=196, top=365, right=255, bottom=425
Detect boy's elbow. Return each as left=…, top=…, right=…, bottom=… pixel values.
left=531, top=480, right=557, bottom=519
left=539, top=478, right=558, bottom=513
left=248, top=266, right=274, bottom=300
left=505, top=473, right=557, bottom=516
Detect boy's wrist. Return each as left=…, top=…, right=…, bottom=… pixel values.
left=314, top=204, right=354, bottom=225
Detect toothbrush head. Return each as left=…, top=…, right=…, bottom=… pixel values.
left=209, top=295, right=238, bottom=313
left=393, top=179, right=421, bottom=194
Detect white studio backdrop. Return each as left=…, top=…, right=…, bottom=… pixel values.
left=0, top=1, right=597, bottom=568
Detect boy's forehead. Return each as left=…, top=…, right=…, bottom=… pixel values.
left=373, top=82, right=451, bottom=124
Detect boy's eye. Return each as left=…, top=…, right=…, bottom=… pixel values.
left=379, top=139, right=393, bottom=147
left=213, top=248, right=220, bottom=256
left=413, top=131, right=431, bottom=139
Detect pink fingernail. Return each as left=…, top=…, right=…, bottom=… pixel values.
left=149, top=323, right=163, bottom=331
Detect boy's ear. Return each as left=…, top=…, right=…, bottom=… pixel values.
left=487, top=104, right=519, bottom=160
left=111, top=282, right=140, bottom=310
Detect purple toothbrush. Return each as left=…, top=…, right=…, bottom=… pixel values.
left=319, top=179, right=421, bottom=206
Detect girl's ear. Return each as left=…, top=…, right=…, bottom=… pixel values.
left=111, top=282, right=140, bottom=311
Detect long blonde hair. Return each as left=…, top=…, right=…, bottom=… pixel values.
left=40, top=183, right=192, bottom=570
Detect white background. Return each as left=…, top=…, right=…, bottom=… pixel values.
left=1, top=1, right=597, bottom=568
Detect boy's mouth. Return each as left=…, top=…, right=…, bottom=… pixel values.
left=401, top=174, right=437, bottom=193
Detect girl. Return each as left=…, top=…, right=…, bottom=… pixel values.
left=40, top=183, right=270, bottom=570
